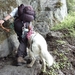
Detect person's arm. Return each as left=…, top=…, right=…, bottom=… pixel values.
left=0, top=7, right=18, bottom=25
left=0, top=15, right=12, bottom=25
left=0, top=7, right=18, bottom=31
left=4, top=15, right=12, bottom=21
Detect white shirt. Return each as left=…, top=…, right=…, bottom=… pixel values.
left=10, top=7, right=18, bottom=17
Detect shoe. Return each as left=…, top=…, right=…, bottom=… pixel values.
left=17, top=56, right=26, bottom=66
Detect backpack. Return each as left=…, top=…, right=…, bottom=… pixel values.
left=14, top=4, right=35, bottom=38
left=18, top=4, right=35, bottom=23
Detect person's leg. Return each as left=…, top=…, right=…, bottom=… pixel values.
left=17, top=37, right=28, bottom=66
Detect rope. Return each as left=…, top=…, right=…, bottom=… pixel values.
left=0, top=23, right=10, bottom=32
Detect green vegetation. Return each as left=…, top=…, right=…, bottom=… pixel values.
left=51, top=0, right=75, bottom=37
left=42, top=49, right=71, bottom=75
left=56, top=40, right=66, bottom=45
left=66, top=0, right=75, bottom=12
left=51, top=12, right=75, bottom=37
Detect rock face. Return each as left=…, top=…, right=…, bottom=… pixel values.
left=0, top=0, right=67, bottom=57
left=0, top=34, right=19, bottom=57
left=0, top=59, right=42, bottom=75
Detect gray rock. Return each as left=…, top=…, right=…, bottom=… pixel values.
left=0, top=34, right=19, bottom=57
left=0, top=62, right=41, bottom=75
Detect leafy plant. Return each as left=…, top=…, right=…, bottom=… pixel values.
left=51, top=12, right=75, bottom=37
left=66, top=0, right=75, bottom=13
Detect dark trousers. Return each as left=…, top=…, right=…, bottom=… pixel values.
left=14, top=18, right=28, bottom=58
left=17, top=36, right=28, bottom=58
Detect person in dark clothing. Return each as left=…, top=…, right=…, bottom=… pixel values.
left=0, top=4, right=35, bottom=66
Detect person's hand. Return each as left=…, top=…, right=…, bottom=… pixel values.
left=0, top=20, right=10, bottom=32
